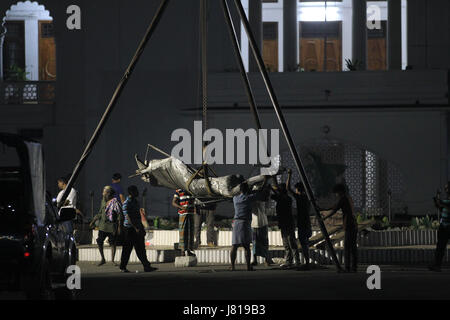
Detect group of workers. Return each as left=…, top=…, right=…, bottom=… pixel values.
left=172, top=168, right=359, bottom=272
left=55, top=169, right=450, bottom=273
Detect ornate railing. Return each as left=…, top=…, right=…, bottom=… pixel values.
left=0, top=81, right=56, bottom=105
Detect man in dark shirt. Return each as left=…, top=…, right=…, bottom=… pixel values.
left=111, top=173, right=125, bottom=204
left=194, top=202, right=217, bottom=248
left=429, top=182, right=450, bottom=272
left=287, top=169, right=312, bottom=270
left=271, top=182, right=300, bottom=269
left=321, top=183, right=357, bottom=273
left=119, top=185, right=157, bottom=273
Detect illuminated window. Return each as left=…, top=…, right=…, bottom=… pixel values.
left=239, top=0, right=407, bottom=72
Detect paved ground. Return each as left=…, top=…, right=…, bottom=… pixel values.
left=2, top=262, right=449, bottom=300
left=72, top=261, right=450, bottom=300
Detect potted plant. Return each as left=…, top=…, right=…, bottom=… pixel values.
left=4, top=64, right=30, bottom=104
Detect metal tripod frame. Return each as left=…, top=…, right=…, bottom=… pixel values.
left=58, top=0, right=342, bottom=270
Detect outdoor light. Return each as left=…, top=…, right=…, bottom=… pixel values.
left=299, top=2, right=341, bottom=22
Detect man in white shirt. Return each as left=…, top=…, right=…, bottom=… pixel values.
left=57, top=177, right=77, bottom=208
left=56, top=176, right=78, bottom=234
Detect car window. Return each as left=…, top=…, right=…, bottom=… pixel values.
left=0, top=143, right=27, bottom=233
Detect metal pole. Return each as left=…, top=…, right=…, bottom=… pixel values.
left=200, top=0, right=208, bottom=135
left=57, top=0, right=170, bottom=209
left=221, top=0, right=269, bottom=164
left=233, top=0, right=342, bottom=270
left=0, top=20, right=7, bottom=81
left=90, top=190, right=94, bottom=220
left=220, top=0, right=262, bottom=131
left=387, top=189, right=392, bottom=222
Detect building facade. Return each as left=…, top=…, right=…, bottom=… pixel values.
left=0, top=0, right=449, bottom=218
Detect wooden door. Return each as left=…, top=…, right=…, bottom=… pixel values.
left=367, top=38, right=386, bottom=70
left=367, top=21, right=387, bottom=71
left=262, top=22, right=278, bottom=72
left=263, top=39, right=278, bottom=72
left=299, top=21, right=342, bottom=72
left=300, top=38, right=324, bottom=72
left=325, top=38, right=341, bottom=71
left=39, top=21, right=56, bottom=81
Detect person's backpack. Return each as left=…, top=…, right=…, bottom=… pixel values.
left=105, top=198, right=121, bottom=223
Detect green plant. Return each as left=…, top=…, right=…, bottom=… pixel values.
left=5, top=64, right=29, bottom=81
left=422, top=215, right=432, bottom=229
left=345, top=59, right=362, bottom=71
left=409, top=215, right=439, bottom=230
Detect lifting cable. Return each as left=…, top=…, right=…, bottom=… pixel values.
left=187, top=0, right=216, bottom=196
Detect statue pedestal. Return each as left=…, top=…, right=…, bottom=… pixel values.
left=174, top=255, right=198, bottom=268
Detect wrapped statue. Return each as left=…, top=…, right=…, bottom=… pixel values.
left=133, top=154, right=270, bottom=199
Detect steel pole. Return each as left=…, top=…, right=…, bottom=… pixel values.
left=220, top=0, right=262, bottom=130
left=0, top=20, right=7, bottom=81
left=233, top=0, right=342, bottom=270
left=57, top=0, right=170, bottom=209
left=221, top=0, right=270, bottom=166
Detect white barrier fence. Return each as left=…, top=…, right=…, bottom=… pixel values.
left=359, top=230, right=439, bottom=247
left=137, top=230, right=321, bottom=247
left=77, top=246, right=450, bottom=265
left=91, top=229, right=440, bottom=248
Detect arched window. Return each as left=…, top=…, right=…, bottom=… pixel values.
left=1, top=1, right=56, bottom=105
left=2, top=1, right=55, bottom=81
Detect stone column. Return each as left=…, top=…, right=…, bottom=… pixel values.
left=248, top=0, right=262, bottom=72
left=352, top=0, right=367, bottom=70
left=387, top=0, right=402, bottom=69
left=283, top=0, right=297, bottom=72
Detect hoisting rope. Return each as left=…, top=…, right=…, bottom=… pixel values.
left=186, top=0, right=216, bottom=197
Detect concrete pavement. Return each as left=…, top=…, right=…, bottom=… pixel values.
left=74, top=262, right=450, bottom=300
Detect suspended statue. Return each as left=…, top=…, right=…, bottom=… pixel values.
left=132, top=146, right=272, bottom=200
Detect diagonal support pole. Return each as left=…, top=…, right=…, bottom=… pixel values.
left=57, top=0, right=170, bottom=209
left=220, top=0, right=262, bottom=131
left=221, top=0, right=270, bottom=168
left=233, top=0, right=342, bottom=270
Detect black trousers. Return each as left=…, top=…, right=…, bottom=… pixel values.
left=194, top=209, right=215, bottom=246
left=434, top=224, right=450, bottom=267
left=281, top=227, right=299, bottom=264
left=96, top=230, right=116, bottom=245
left=344, top=226, right=358, bottom=271
left=120, top=227, right=150, bottom=270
